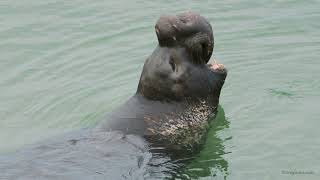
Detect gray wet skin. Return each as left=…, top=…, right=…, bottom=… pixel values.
left=98, top=12, right=227, bottom=150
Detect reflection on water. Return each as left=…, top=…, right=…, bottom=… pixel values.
left=183, top=106, right=230, bottom=179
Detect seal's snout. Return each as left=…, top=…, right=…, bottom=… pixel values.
left=155, top=15, right=179, bottom=46
left=154, top=12, right=214, bottom=65
left=154, top=13, right=195, bottom=45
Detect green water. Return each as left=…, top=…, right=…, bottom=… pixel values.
left=1, top=0, right=319, bottom=179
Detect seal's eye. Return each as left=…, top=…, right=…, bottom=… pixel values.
left=169, top=57, right=176, bottom=71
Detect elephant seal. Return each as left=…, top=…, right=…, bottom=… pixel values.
left=97, top=12, right=227, bottom=151
left=0, top=12, right=228, bottom=179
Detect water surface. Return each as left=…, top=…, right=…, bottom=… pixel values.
left=0, top=0, right=319, bottom=179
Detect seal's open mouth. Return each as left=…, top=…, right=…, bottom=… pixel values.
left=207, top=59, right=226, bottom=73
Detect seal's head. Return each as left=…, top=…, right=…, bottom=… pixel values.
left=155, top=11, right=214, bottom=64
left=137, top=12, right=227, bottom=103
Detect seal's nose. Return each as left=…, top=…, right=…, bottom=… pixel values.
left=155, top=16, right=180, bottom=46
left=155, top=17, right=172, bottom=35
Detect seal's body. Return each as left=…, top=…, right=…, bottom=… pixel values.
left=97, top=12, right=227, bottom=151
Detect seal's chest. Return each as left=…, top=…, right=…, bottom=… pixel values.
left=143, top=100, right=217, bottom=152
